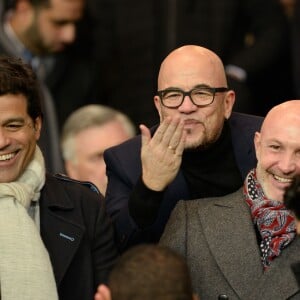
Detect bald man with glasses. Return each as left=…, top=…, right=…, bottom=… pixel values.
left=103, top=45, right=263, bottom=252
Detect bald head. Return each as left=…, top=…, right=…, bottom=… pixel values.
left=261, top=100, right=300, bottom=135
left=254, top=100, right=300, bottom=202
left=153, top=45, right=235, bottom=149
left=158, top=45, right=228, bottom=90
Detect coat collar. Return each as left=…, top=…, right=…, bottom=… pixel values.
left=198, top=188, right=300, bottom=299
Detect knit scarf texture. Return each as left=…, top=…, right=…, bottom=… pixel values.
left=0, top=146, right=58, bottom=299
left=244, top=169, right=296, bottom=270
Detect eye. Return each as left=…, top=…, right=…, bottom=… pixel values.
left=5, top=123, right=24, bottom=131
left=164, top=91, right=182, bottom=99
left=193, top=89, right=212, bottom=96
left=269, top=144, right=280, bottom=151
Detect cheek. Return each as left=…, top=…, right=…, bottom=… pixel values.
left=258, top=152, right=277, bottom=170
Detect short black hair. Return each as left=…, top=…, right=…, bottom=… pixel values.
left=0, top=55, right=43, bottom=121
left=284, top=176, right=300, bottom=220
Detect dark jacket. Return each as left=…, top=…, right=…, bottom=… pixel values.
left=104, top=112, right=263, bottom=250
left=40, top=174, right=118, bottom=300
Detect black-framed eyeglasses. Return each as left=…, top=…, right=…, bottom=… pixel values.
left=157, top=86, right=229, bottom=108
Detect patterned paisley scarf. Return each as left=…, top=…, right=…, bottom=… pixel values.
left=244, top=169, right=296, bottom=270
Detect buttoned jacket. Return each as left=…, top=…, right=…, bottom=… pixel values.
left=40, top=174, right=118, bottom=300
left=160, top=188, right=300, bottom=300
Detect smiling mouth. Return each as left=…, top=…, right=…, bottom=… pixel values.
left=273, top=174, right=293, bottom=183
left=0, top=152, right=16, bottom=161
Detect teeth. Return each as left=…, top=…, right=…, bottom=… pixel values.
left=0, top=153, right=15, bottom=161
left=273, top=174, right=293, bottom=183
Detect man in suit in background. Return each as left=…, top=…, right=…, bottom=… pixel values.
left=0, top=0, right=99, bottom=173
left=0, top=56, right=118, bottom=300
left=161, top=100, right=300, bottom=299
left=104, top=45, right=263, bottom=252
left=61, top=104, right=136, bottom=195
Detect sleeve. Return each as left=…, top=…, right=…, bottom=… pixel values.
left=129, top=177, right=164, bottom=228
left=86, top=192, right=119, bottom=288
left=105, top=155, right=164, bottom=251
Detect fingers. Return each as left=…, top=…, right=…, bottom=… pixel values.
left=153, top=117, right=183, bottom=149
left=168, top=120, right=185, bottom=151
left=140, top=124, right=151, bottom=147
left=175, top=127, right=186, bottom=156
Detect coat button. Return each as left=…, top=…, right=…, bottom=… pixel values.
left=218, top=295, right=229, bottom=300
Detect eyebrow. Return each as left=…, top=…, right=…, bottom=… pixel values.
left=163, top=84, right=214, bottom=91
left=1, top=117, right=25, bottom=126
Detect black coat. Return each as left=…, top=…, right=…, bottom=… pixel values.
left=40, top=174, right=118, bottom=300
left=104, top=112, right=263, bottom=250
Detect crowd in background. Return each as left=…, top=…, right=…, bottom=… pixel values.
left=2, top=0, right=300, bottom=299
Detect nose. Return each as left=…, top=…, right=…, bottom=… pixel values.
left=278, top=152, right=297, bottom=174
left=178, top=95, right=197, bottom=113
left=60, top=24, right=76, bottom=44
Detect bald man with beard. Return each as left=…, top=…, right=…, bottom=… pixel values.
left=104, top=45, right=263, bottom=251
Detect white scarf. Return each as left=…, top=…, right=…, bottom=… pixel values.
left=0, top=146, right=58, bottom=299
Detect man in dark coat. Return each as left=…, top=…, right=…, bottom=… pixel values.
left=104, top=45, right=263, bottom=252
left=0, top=55, right=117, bottom=300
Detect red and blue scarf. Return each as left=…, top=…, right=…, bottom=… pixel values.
left=244, top=169, right=296, bottom=270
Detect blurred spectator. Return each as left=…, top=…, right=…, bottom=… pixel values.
left=61, top=104, right=136, bottom=195
left=94, top=244, right=198, bottom=300
left=78, top=0, right=293, bottom=128
left=0, top=0, right=99, bottom=173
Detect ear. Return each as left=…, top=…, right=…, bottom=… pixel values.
left=15, top=0, right=32, bottom=12
left=15, top=0, right=33, bottom=17
left=154, top=95, right=163, bottom=121
left=33, top=116, right=42, bottom=141
left=254, top=131, right=261, bottom=159
left=64, top=160, right=79, bottom=179
left=94, top=284, right=112, bottom=300
left=12, top=0, right=35, bottom=30
left=223, top=90, right=235, bottom=119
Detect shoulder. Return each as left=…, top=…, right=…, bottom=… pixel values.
left=104, top=134, right=141, bottom=159
left=43, top=173, right=104, bottom=209
left=229, top=112, right=263, bottom=128
left=176, top=188, right=244, bottom=212
left=104, top=125, right=159, bottom=158
left=51, top=173, right=101, bottom=194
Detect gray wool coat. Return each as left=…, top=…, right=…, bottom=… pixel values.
left=160, top=188, right=300, bottom=300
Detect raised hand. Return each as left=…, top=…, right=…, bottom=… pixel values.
left=140, top=117, right=186, bottom=191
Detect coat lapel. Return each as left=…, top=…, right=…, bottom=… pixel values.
left=249, top=237, right=300, bottom=299
left=198, top=188, right=264, bottom=298
left=199, top=188, right=300, bottom=299
left=40, top=176, right=85, bottom=286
